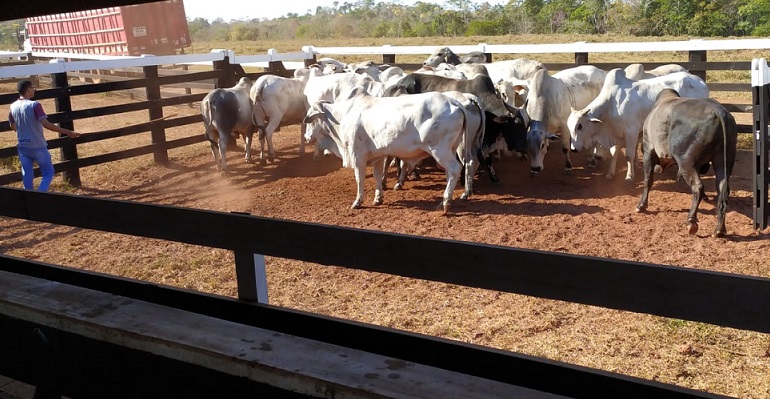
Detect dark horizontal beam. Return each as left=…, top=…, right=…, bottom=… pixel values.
left=0, top=255, right=727, bottom=399
left=2, top=187, right=769, bottom=336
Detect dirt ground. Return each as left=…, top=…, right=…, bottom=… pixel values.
left=1, top=90, right=770, bottom=398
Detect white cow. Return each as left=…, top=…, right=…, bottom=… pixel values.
left=250, top=73, right=312, bottom=164
left=568, top=69, right=710, bottom=181
left=421, top=47, right=545, bottom=83
left=200, top=77, right=255, bottom=172
left=303, top=87, right=473, bottom=212
left=415, top=65, right=467, bottom=80
left=379, top=66, right=406, bottom=86
left=524, top=65, right=608, bottom=174
left=624, top=63, right=689, bottom=80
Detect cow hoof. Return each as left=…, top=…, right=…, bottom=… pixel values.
left=351, top=202, right=362, bottom=210
left=635, top=205, right=646, bottom=213
left=654, top=164, right=663, bottom=174
left=373, top=197, right=383, bottom=206
left=460, top=193, right=470, bottom=201
left=687, top=222, right=699, bottom=235
left=712, top=230, right=725, bottom=238
left=624, top=177, right=635, bottom=185
left=605, top=174, right=615, bottom=180
left=529, top=171, right=538, bottom=178
left=393, top=183, right=403, bottom=191
left=260, top=158, right=267, bottom=165
left=442, top=202, right=451, bottom=214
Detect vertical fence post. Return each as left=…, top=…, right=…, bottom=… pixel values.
left=752, top=58, right=769, bottom=231
left=303, top=45, right=317, bottom=67
left=688, top=50, right=707, bottom=82
left=575, top=52, right=588, bottom=66
left=212, top=49, right=234, bottom=88
left=478, top=43, right=492, bottom=63
left=142, top=59, right=168, bottom=166
left=267, top=49, right=289, bottom=77
left=50, top=58, right=81, bottom=187
left=234, top=251, right=269, bottom=304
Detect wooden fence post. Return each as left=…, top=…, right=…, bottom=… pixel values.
left=142, top=62, right=168, bottom=166
left=302, top=45, right=317, bottom=68
left=234, top=251, right=269, bottom=304
left=213, top=50, right=234, bottom=89
left=50, top=59, right=81, bottom=187
left=752, top=58, right=769, bottom=231
left=689, top=50, right=707, bottom=81
left=575, top=52, right=588, bottom=66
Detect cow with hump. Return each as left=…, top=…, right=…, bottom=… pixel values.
left=382, top=73, right=529, bottom=183
left=302, top=86, right=474, bottom=213
left=636, top=89, right=737, bottom=237
left=523, top=65, right=608, bottom=175
left=200, top=77, right=256, bottom=173
left=567, top=69, right=710, bottom=182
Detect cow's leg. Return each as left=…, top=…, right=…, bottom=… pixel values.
left=606, top=145, right=621, bottom=180
left=261, top=117, right=282, bottom=164
left=460, top=154, right=477, bottom=200
left=299, top=122, right=307, bottom=155
left=680, top=166, right=705, bottom=235
left=372, top=157, right=385, bottom=206
left=394, top=159, right=408, bottom=190
left=218, top=132, right=229, bottom=173
left=351, top=158, right=366, bottom=209
left=636, top=150, right=659, bottom=212
left=562, top=140, right=573, bottom=172
left=243, top=126, right=256, bottom=163
left=624, top=134, right=639, bottom=182
left=712, top=161, right=729, bottom=237
left=432, top=150, right=462, bottom=214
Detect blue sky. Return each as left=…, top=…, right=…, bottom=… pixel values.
left=182, top=0, right=508, bottom=22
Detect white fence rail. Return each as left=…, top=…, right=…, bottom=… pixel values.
left=0, top=37, right=769, bottom=79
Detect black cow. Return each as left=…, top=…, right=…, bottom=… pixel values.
left=635, top=89, right=737, bottom=237
left=478, top=110, right=528, bottom=182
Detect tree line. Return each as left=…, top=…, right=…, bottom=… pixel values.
left=187, top=0, right=770, bottom=41
left=1, top=0, right=768, bottom=50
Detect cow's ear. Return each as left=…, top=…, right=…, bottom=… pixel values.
left=303, top=102, right=327, bottom=124
left=589, top=118, right=604, bottom=124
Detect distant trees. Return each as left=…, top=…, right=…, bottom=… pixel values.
left=3, top=0, right=769, bottom=52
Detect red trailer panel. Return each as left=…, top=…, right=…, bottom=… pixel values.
left=25, top=0, right=191, bottom=56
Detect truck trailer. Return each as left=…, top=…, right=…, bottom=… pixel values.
left=24, top=0, right=191, bottom=56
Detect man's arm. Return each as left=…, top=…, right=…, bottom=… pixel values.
left=40, top=118, right=81, bottom=138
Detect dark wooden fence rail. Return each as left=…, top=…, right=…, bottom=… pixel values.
left=0, top=47, right=759, bottom=189
left=0, top=186, right=766, bottom=398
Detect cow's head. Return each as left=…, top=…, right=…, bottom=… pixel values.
left=423, top=46, right=460, bottom=67
left=303, top=101, right=337, bottom=144
left=496, top=79, right=529, bottom=108
left=567, top=107, right=603, bottom=153
left=496, top=110, right=528, bottom=154
left=527, top=129, right=560, bottom=174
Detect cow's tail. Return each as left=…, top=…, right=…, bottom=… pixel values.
left=204, top=99, right=218, bottom=150
left=251, top=82, right=268, bottom=141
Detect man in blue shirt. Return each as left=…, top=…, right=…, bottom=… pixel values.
left=8, top=80, right=80, bottom=191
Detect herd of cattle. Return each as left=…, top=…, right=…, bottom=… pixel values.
left=200, top=46, right=737, bottom=237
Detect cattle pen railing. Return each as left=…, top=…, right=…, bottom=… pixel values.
left=0, top=38, right=768, bottom=228
left=1, top=186, right=769, bottom=398
left=752, top=58, right=770, bottom=230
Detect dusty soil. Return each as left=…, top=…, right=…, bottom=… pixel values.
left=1, top=91, right=770, bottom=398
